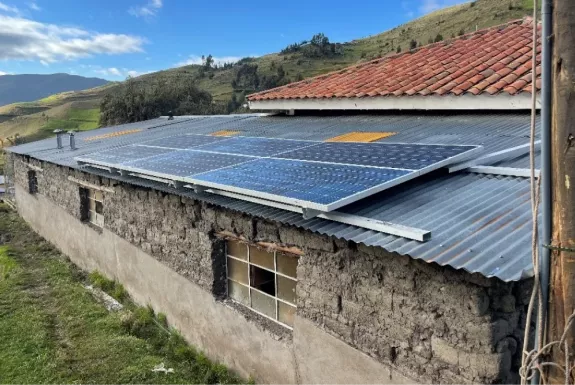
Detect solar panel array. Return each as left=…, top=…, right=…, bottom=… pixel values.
left=75, top=134, right=480, bottom=212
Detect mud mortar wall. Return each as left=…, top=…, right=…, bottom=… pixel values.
left=11, top=154, right=533, bottom=384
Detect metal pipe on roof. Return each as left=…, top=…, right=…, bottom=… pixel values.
left=54, top=129, right=63, bottom=149
left=68, top=131, right=76, bottom=150
left=533, top=0, right=552, bottom=383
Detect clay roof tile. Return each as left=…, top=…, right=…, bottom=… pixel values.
left=247, top=19, right=541, bottom=101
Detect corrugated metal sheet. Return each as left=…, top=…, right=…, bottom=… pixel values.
left=7, top=112, right=539, bottom=282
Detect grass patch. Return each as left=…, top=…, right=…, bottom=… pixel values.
left=88, top=271, right=127, bottom=302
left=22, top=108, right=100, bottom=143
left=0, top=246, right=17, bottom=280
left=0, top=204, right=247, bottom=384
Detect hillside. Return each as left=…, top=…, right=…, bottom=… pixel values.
left=0, top=73, right=109, bottom=107
left=0, top=0, right=533, bottom=145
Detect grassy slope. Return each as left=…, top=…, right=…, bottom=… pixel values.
left=0, top=0, right=532, bottom=142
left=0, top=204, right=246, bottom=384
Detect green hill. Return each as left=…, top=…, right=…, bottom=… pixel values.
left=0, top=0, right=533, bottom=145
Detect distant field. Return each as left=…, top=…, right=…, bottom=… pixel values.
left=0, top=102, right=100, bottom=144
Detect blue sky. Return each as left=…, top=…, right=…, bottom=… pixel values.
left=0, top=0, right=466, bottom=80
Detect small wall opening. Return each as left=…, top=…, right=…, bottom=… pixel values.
left=27, top=170, right=38, bottom=194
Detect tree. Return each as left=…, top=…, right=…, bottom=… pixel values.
left=99, top=76, right=220, bottom=126
left=458, top=28, right=465, bottom=36
left=396, top=45, right=402, bottom=53
left=204, top=54, right=214, bottom=69
left=310, top=33, right=329, bottom=48
left=409, top=39, right=418, bottom=50
left=434, top=33, right=444, bottom=43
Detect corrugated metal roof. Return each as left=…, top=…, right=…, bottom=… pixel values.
left=7, top=112, right=539, bottom=282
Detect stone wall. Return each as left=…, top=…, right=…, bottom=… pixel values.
left=11, top=153, right=532, bottom=384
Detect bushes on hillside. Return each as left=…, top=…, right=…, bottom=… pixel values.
left=280, top=33, right=343, bottom=58
left=99, top=76, right=225, bottom=126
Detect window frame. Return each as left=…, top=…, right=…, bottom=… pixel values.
left=80, top=187, right=104, bottom=227
left=225, top=241, right=298, bottom=329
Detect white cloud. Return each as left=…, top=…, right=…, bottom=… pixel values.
left=93, top=67, right=153, bottom=79
left=176, top=55, right=244, bottom=67
left=126, top=69, right=153, bottom=77
left=28, top=2, right=41, bottom=11
left=0, top=14, right=145, bottom=63
left=0, top=2, right=19, bottom=13
left=129, top=0, right=162, bottom=18
left=418, top=0, right=468, bottom=14
left=0, top=70, right=9, bottom=75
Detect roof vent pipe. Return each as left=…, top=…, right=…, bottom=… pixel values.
left=68, top=131, right=76, bottom=150
left=54, top=129, right=64, bottom=149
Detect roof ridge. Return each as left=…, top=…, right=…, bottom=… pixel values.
left=248, top=18, right=532, bottom=100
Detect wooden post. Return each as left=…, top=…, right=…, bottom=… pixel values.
left=548, top=0, right=575, bottom=383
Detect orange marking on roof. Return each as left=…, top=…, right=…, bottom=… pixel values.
left=211, top=130, right=241, bottom=137
left=83, top=129, right=142, bottom=141
left=326, top=132, right=397, bottom=143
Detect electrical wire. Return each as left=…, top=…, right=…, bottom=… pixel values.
left=519, top=3, right=575, bottom=383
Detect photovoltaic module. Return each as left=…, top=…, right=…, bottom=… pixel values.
left=75, top=134, right=481, bottom=212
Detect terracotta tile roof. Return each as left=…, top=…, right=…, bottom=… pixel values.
left=248, top=18, right=541, bottom=101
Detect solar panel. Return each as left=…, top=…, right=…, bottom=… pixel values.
left=277, top=142, right=479, bottom=170
left=76, top=135, right=481, bottom=213
left=120, top=150, right=257, bottom=179
left=76, top=145, right=176, bottom=167
left=139, top=134, right=231, bottom=149
left=190, top=158, right=412, bottom=210
left=192, top=136, right=319, bottom=157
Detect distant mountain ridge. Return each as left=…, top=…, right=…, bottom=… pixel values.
left=0, top=73, right=108, bottom=107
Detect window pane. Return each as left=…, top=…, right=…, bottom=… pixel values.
left=249, top=246, right=274, bottom=270
left=278, top=302, right=296, bottom=327
left=89, top=198, right=96, bottom=211
left=228, top=280, right=249, bottom=306
left=251, top=289, right=276, bottom=319
left=95, top=201, right=104, bottom=215
left=91, top=212, right=104, bottom=227
left=227, top=257, right=248, bottom=284
left=250, top=265, right=275, bottom=296
left=277, top=276, right=297, bottom=304
left=277, top=252, right=298, bottom=278
left=94, top=190, right=103, bottom=201
left=227, top=240, right=247, bottom=260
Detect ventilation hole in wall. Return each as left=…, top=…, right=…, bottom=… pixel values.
left=348, top=240, right=358, bottom=251
left=337, top=295, right=343, bottom=313
left=390, top=346, right=398, bottom=364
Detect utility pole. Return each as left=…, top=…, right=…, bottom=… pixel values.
left=548, top=0, right=575, bottom=383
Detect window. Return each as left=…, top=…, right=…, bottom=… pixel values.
left=226, top=240, right=298, bottom=328
left=27, top=170, right=38, bottom=194
left=80, top=187, right=104, bottom=227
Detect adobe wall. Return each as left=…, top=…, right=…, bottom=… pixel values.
left=11, top=154, right=533, bottom=384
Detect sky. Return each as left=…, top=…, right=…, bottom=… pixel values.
left=0, top=0, right=468, bottom=80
